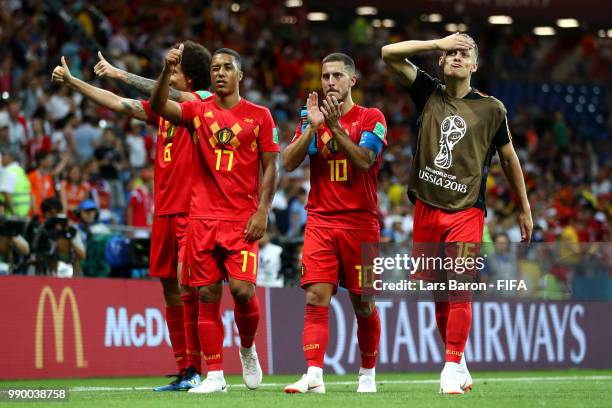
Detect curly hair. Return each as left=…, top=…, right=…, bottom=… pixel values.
left=174, top=40, right=212, bottom=91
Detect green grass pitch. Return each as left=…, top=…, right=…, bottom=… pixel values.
left=1, top=370, right=610, bottom=407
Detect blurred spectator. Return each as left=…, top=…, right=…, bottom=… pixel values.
left=126, top=168, right=153, bottom=231
left=125, top=119, right=150, bottom=171
left=0, top=146, right=31, bottom=217
left=75, top=198, right=114, bottom=278
left=25, top=115, right=52, bottom=169
left=94, top=129, right=126, bottom=219
left=25, top=197, right=85, bottom=276
left=0, top=200, right=30, bottom=275
left=74, top=114, right=102, bottom=163
left=60, top=163, right=92, bottom=219
left=487, top=233, right=520, bottom=294
left=5, top=99, right=28, bottom=154
left=28, top=150, right=68, bottom=217
left=75, top=199, right=110, bottom=245
left=552, top=112, right=569, bottom=152
left=82, top=158, right=113, bottom=223
left=288, top=187, right=307, bottom=237
left=257, top=232, right=284, bottom=288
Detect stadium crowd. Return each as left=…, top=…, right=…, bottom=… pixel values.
left=0, top=1, right=609, bottom=297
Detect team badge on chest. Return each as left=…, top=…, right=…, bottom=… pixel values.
left=327, top=139, right=339, bottom=153
left=216, top=127, right=235, bottom=145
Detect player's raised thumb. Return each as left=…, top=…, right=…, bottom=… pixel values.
left=97, top=50, right=106, bottom=61
left=61, top=56, right=69, bottom=69
left=178, top=43, right=184, bottom=52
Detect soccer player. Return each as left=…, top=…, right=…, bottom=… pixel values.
left=283, top=53, right=387, bottom=394
left=382, top=33, right=533, bottom=394
left=150, top=46, right=280, bottom=393
left=52, top=41, right=212, bottom=391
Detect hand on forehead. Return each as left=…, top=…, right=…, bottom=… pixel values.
left=458, top=33, right=476, bottom=48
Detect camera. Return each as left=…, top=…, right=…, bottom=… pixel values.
left=43, top=216, right=77, bottom=240
left=0, top=217, right=26, bottom=237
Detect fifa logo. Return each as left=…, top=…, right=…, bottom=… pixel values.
left=35, top=286, right=87, bottom=369
left=434, top=115, right=467, bottom=169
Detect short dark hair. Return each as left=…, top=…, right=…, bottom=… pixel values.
left=35, top=150, right=51, bottom=164
left=213, top=48, right=242, bottom=70
left=322, top=53, right=355, bottom=75
left=41, top=197, right=63, bottom=214
left=175, top=41, right=212, bottom=91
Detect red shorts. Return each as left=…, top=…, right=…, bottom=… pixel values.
left=183, top=219, right=258, bottom=287
left=149, top=213, right=189, bottom=279
left=301, top=225, right=380, bottom=295
left=411, top=200, right=484, bottom=283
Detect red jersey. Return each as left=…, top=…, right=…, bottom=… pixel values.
left=292, top=105, right=387, bottom=230
left=128, top=185, right=153, bottom=227
left=141, top=91, right=210, bottom=216
left=178, top=96, right=280, bottom=220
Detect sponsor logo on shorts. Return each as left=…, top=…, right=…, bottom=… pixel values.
left=303, top=344, right=320, bottom=351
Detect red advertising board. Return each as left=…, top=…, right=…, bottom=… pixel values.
left=0, top=276, right=269, bottom=379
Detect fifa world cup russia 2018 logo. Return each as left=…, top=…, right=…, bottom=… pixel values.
left=434, top=115, right=467, bottom=169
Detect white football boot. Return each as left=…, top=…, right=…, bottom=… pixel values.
left=240, top=345, right=263, bottom=389
left=439, top=362, right=471, bottom=394
left=188, top=371, right=228, bottom=394
left=284, top=367, right=326, bottom=394
left=460, top=355, right=473, bottom=392
left=356, top=367, right=377, bottom=393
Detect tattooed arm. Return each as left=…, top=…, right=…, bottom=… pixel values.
left=93, top=51, right=196, bottom=102
left=52, top=56, right=147, bottom=121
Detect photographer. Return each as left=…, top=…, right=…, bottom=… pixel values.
left=0, top=199, right=29, bottom=275
left=26, top=197, right=85, bottom=277
left=75, top=199, right=110, bottom=244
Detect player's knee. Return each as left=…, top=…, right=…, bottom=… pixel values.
left=180, top=285, right=197, bottom=297
left=305, top=286, right=332, bottom=307
left=354, top=302, right=375, bottom=318
left=161, top=278, right=181, bottom=305
left=230, top=283, right=254, bottom=303
left=198, top=284, right=222, bottom=302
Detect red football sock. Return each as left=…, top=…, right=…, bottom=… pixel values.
left=356, top=307, right=381, bottom=369
left=165, top=305, right=187, bottom=371
left=302, top=305, right=329, bottom=368
left=234, top=295, right=260, bottom=348
left=435, top=301, right=450, bottom=344
left=181, top=292, right=202, bottom=373
left=198, top=301, right=224, bottom=371
left=445, top=301, right=472, bottom=363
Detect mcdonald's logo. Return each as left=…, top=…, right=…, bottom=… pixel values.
left=35, top=286, right=87, bottom=369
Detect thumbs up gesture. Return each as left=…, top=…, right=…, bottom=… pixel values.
left=51, top=56, right=73, bottom=85
left=94, top=51, right=121, bottom=79
left=164, top=43, right=184, bottom=70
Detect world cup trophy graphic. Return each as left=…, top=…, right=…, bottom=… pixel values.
left=434, top=115, right=467, bottom=169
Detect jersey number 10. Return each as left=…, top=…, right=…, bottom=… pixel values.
left=327, top=159, right=348, bottom=182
